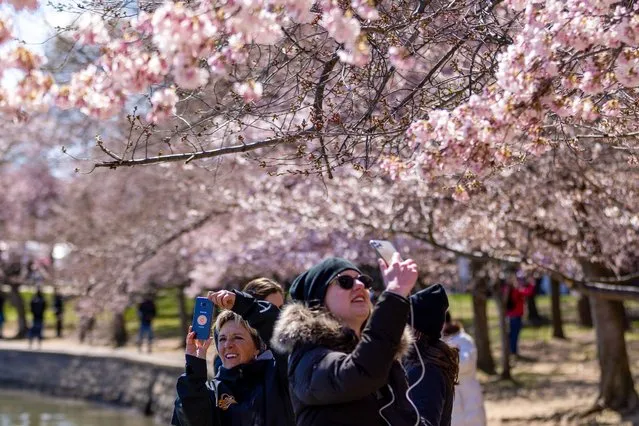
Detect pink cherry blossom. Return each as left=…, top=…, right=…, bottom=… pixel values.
left=74, top=14, right=111, bottom=45
left=174, top=63, right=209, bottom=90
left=7, top=46, right=44, bottom=72
left=389, top=46, right=416, bottom=71
left=351, top=0, right=380, bottom=20
left=3, top=0, right=38, bottom=10
left=147, top=87, right=179, bottom=123
left=0, top=16, right=12, bottom=45
left=233, top=81, right=263, bottom=103
left=321, top=7, right=361, bottom=45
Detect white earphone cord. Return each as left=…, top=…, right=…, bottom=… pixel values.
left=379, top=298, right=424, bottom=426
left=406, top=298, right=425, bottom=426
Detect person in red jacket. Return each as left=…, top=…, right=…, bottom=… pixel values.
left=503, top=272, right=535, bottom=356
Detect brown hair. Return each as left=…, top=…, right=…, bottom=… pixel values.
left=410, top=332, right=459, bottom=419
left=443, top=311, right=462, bottom=336
left=243, top=277, right=284, bottom=300
left=214, top=310, right=262, bottom=351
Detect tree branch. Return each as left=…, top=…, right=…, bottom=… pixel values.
left=94, top=131, right=314, bottom=169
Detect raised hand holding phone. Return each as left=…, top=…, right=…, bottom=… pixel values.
left=185, top=325, right=213, bottom=359
left=191, top=296, right=213, bottom=340
left=379, top=252, right=418, bottom=298
left=369, top=240, right=400, bottom=266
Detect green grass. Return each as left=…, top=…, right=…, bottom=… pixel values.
left=2, top=290, right=638, bottom=344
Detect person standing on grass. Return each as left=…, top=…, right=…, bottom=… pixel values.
left=502, top=272, right=535, bottom=357
left=137, top=296, right=157, bottom=353
left=0, top=290, right=5, bottom=339
left=29, top=289, right=47, bottom=349
left=53, top=288, right=64, bottom=338
left=443, top=312, right=486, bottom=426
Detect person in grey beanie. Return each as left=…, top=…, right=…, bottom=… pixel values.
left=271, top=253, right=422, bottom=426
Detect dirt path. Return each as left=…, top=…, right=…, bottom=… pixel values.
left=482, top=331, right=639, bottom=425
left=2, top=324, right=638, bottom=424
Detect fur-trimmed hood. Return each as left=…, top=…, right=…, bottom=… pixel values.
left=271, top=303, right=413, bottom=361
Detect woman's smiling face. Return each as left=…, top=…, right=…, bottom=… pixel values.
left=217, top=320, right=259, bottom=369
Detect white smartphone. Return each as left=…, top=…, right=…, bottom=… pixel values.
left=369, top=240, right=400, bottom=266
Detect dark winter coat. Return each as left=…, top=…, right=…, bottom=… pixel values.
left=30, top=295, right=46, bottom=321
left=271, top=291, right=419, bottom=426
left=138, top=299, right=156, bottom=326
left=172, top=290, right=294, bottom=426
left=172, top=351, right=294, bottom=426
left=405, top=346, right=454, bottom=426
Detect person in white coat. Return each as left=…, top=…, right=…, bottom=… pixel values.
left=443, top=312, right=487, bottom=426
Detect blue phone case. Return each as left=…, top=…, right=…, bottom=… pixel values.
left=191, top=297, right=214, bottom=340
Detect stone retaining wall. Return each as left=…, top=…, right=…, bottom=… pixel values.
left=0, top=349, right=183, bottom=423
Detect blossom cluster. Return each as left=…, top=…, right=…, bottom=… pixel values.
left=0, top=0, right=378, bottom=122
left=402, top=0, right=639, bottom=195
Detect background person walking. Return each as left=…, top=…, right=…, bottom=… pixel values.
left=29, top=289, right=47, bottom=349
left=137, top=296, right=157, bottom=353
left=53, top=288, right=64, bottom=338
left=502, top=272, right=535, bottom=357
left=0, top=290, right=5, bottom=339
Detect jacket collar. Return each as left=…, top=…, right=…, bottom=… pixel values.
left=271, top=303, right=413, bottom=361
left=215, top=350, right=274, bottom=382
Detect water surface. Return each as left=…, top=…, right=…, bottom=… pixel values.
left=0, top=389, right=157, bottom=426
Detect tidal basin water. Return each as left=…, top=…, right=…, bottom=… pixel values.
left=0, top=390, right=157, bottom=426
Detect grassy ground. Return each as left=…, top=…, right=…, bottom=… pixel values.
left=1, top=287, right=195, bottom=339
left=4, top=289, right=639, bottom=424
left=4, top=289, right=637, bottom=344
left=5, top=289, right=639, bottom=343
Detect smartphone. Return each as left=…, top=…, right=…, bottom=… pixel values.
left=369, top=240, right=400, bottom=265
left=191, top=297, right=214, bottom=340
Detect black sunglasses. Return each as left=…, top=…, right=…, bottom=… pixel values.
left=334, top=274, right=374, bottom=290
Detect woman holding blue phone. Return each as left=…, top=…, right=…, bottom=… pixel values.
left=171, top=289, right=294, bottom=426
left=271, top=253, right=421, bottom=426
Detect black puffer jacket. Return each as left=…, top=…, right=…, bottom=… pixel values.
left=271, top=291, right=419, bottom=426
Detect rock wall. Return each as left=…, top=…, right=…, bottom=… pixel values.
left=0, top=349, right=183, bottom=423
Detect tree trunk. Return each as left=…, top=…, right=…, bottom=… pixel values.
left=177, top=285, right=189, bottom=348
left=550, top=278, right=566, bottom=339
left=9, top=285, right=28, bottom=338
left=577, top=294, right=593, bottom=327
left=526, top=293, right=543, bottom=326
left=470, top=261, right=496, bottom=375
left=111, top=311, right=128, bottom=347
left=621, top=305, right=632, bottom=332
left=590, top=296, right=639, bottom=412
left=493, top=284, right=511, bottom=380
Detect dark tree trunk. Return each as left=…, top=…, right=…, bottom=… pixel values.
left=111, top=311, right=128, bottom=347
left=621, top=305, right=632, bottom=332
left=550, top=278, right=566, bottom=339
left=526, top=294, right=543, bottom=326
left=469, top=260, right=496, bottom=375
left=577, top=294, right=593, bottom=327
left=9, top=285, right=28, bottom=338
left=590, top=296, right=639, bottom=412
left=493, top=284, right=511, bottom=380
left=177, top=285, right=189, bottom=348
